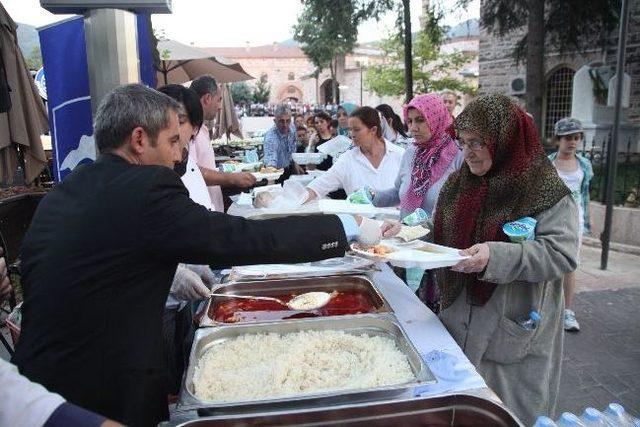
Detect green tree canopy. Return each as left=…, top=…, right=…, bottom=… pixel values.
left=366, top=6, right=476, bottom=98
left=293, top=0, right=394, bottom=102
left=252, top=75, right=271, bottom=104
left=229, top=82, right=253, bottom=105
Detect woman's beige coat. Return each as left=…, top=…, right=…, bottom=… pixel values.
left=439, top=195, right=579, bottom=425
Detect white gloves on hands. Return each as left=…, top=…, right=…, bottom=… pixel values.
left=170, top=264, right=216, bottom=301
left=357, top=217, right=382, bottom=246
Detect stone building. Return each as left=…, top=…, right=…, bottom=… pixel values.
left=477, top=0, right=640, bottom=143
left=202, top=13, right=479, bottom=114
left=203, top=42, right=406, bottom=112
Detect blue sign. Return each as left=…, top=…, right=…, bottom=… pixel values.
left=38, top=14, right=157, bottom=181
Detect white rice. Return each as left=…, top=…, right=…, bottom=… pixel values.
left=192, top=329, right=415, bottom=402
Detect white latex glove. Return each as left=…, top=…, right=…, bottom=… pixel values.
left=170, top=264, right=212, bottom=301
left=357, top=216, right=382, bottom=246
left=183, top=264, right=217, bottom=289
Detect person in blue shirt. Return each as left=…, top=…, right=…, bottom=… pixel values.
left=548, top=117, right=594, bottom=332
left=262, top=104, right=298, bottom=169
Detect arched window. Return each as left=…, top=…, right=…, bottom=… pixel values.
left=288, top=72, right=295, bottom=80
left=543, top=67, right=575, bottom=142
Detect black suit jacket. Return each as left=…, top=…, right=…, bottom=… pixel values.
left=13, top=154, right=347, bottom=426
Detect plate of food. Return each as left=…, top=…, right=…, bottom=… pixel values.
left=252, top=166, right=284, bottom=181
left=350, top=243, right=399, bottom=260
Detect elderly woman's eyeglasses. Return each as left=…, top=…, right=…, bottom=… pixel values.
left=455, top=139, right=486, bottom=151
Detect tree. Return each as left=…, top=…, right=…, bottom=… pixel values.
left=252, top=75, right=271, bottom=104
left=459, top=0, right=620, bottom=134
left=293, top=0, right=394, bottom=103
left=230, top=82, right=253, bottom=105
left=25, top=46, right=42, bottom=71
left=366, top=6, right=476, bottom=98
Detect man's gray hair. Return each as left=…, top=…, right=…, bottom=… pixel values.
left=190, top=75, right=219, bottom=98
left=274, top=104, right=291, bottom=117
left=94, top=84, right=180, bottom=152
left=441, top=89, right=457, bottom=98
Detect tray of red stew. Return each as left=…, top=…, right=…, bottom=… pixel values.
left=199, top=275, right=392, bottom=326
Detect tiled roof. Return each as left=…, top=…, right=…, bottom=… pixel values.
left=202, top=44, right=306, bottom=59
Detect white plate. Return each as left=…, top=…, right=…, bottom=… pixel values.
left=292, top=152, right=327, bottom=165
left=252, top=171, right=284, bottom=181
left=386, top=243, right=468, bottom=269
left=351, top=241, right=468, bottom=270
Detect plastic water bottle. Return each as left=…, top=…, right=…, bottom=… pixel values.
left=402, top=208, right=429, bottom=226
left=557, top=412, right=587, bottom=427
left=534, top=415, right=559, bottom=427
left=405, top=268, right=424, bottom=292
left=581, top=408, right=612, bottom=427
left=603, top=404, right=636, bottom=427
left=516, top=310, right=541, bottom=330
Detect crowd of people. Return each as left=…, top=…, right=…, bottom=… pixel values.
left=0, top=73, right=594, bottom=426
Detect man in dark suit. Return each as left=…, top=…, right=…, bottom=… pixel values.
left=12, top=84, right=387, bottom=426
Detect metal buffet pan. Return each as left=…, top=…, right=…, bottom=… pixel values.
left=172, top=393, right=523, bottom=426
left=180, top=314, right=436, bottom=415
left=200, top=274, right=392, bottom=327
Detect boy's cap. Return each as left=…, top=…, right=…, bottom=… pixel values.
left=554, top=117, right=583, bottom=136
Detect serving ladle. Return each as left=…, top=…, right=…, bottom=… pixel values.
left=210, top=291, right=334, bottom=311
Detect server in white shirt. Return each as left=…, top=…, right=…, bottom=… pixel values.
left=305, top=106, right=404, bottom=202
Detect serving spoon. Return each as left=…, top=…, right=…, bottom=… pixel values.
left=210, top=291, right=334, bottom=311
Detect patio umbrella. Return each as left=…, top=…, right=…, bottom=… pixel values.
left=0, top=3, right=48, bottom=185
left=156, top=39, right=254, bottom=86
left=217, top=83, right=242, bottom=139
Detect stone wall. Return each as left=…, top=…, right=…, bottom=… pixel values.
left=478, top=0, right=640, bottom=124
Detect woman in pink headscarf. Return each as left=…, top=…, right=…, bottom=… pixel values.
left=371, top=93, right=463, bottom=311
left=372, top=93, right=463, bottom=219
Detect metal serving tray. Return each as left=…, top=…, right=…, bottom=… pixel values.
left=180, top=314, right=436, bottom=414
left=200, top=275, right=392, bottom=327
left=172, top=393, right=522, bottom=426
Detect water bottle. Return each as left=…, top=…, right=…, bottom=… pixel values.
left=534, top=415, right=559, bottom=427
left=557, top=412, right=587, bottom=427
left=603, top=404, right=636, bottom=427
left=581, top=408, right=612, bottom=427
left=405, top=268, right=424, bottom=293
left=516, top=310, right=541, bottom=330
left=402, top=208, right=429, bottom=226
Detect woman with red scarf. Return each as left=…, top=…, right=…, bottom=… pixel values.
left=434, top=94, right=579, bottom=424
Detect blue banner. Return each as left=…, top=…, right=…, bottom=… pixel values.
left=39, top=14, right=157, bottom=181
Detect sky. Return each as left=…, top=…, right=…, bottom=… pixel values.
left=3, top=0, right=479, bottom=47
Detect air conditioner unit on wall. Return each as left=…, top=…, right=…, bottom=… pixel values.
left=510, top=76, right=526, bottom=96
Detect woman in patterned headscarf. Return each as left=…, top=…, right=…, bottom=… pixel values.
left=433, top=94, right=579, bottom=425
left=371, top=93, right=464, bottom=309
left=372, top=93, right=463, bottom=219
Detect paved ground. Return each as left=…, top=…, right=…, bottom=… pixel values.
left=2, top=244, right=639, bottom=419
left=557, top=245, right=640, bottom=417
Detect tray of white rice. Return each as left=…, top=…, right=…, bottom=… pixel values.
left=181, top=314, right=435, bottom=412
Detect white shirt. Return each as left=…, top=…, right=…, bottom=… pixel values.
left=556, top=164, right=585, bottom=233
left=192, top=125, right=224, bottom=212
left=181, top=140, right=214, bottom=212
left=308, top=141, right=405, bottom=198
left=0, top=358, right=65, bottom=427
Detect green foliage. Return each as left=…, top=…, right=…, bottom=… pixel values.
left=366, top=6, right=476, bottom=98
left=230, top=82, right=253, bottom=105
left=252, top=75, right=271, bottom=104
left=24, top=46, right=42, bottom=71
left=473, top=0, right=620, bottom=62
left=293, top=0, right=394, bottom=78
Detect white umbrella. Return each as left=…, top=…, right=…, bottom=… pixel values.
left=156, top=39, right=254, bottom=86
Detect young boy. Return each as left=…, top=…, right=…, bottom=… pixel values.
left=548, top=117, right=594, bottom=332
